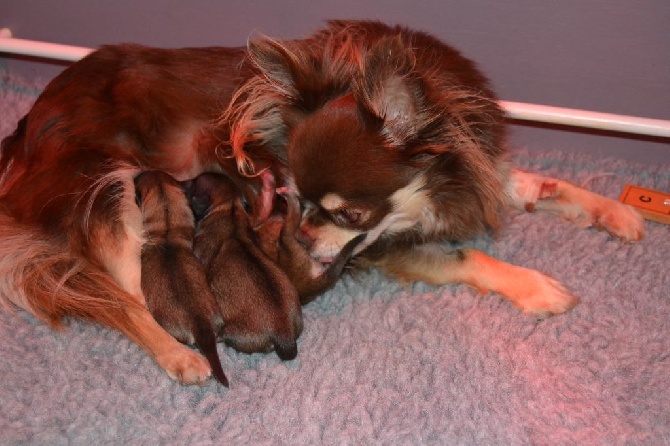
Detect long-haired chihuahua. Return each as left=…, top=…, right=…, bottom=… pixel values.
left=0, top=20, right=644, bottom=384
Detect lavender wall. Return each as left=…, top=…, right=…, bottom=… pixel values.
left=2, top=0, right=669, bottom=163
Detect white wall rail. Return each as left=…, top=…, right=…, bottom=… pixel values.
left=1, top=29, right=669, bottom=139
left=501, top=101, right=670, bottom=139
left=0, top=29, right=92, bottom=62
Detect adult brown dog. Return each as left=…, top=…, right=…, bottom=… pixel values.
left=0, top=20, right=644, bottom=384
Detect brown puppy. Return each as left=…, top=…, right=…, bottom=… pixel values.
left=190, top=172, right=303, bottom=360
left=257, top=186, right=366, bottom=304
left=135, top=170, right=228, bottom=386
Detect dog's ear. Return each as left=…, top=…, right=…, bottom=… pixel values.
left=247, top=36, right=347, bottom=115
left=355, top=35, right=420, bottom=146
left=247, top=37, right=301, bottom=100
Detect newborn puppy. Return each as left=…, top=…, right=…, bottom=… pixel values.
left=190, top=173, right=303, bottom=361
left=135, top=170, right=228, bottom=386
left=228, top=166, right=366, bottom=303
left=258, top=186, right=366, bottom=304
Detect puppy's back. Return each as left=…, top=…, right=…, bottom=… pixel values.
left=191, top=173, right=303, bottom=361
left=136, top=170, right=228, bottom=386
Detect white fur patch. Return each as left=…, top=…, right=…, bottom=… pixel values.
left=506, top=169, right=557, bottom=210
left=387, top=175, right=431, bottom=232
left=306, top=222, right=364, bottom=261
left=320, top=193, right=346, bottom=212
left=307, top=175, right=435, bottom=259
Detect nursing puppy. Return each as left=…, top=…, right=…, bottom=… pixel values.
left=190, top=172, right=303, bottom=360
left=258, top=186, right=366, bottom=304
left=0, top=20, right=645, bottom=383
left=189, top=172, right=363, bottom=357
left=135, top=170, right=228, bottom=386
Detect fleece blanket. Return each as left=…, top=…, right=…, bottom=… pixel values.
left=1, top=71, right=669, bottom=445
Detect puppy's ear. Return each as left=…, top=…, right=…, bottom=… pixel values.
left=355, top=35, right=420, bottom=146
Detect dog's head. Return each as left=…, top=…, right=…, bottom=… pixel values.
left=286, top=90, right=428, bottom=260
left=232, top=23, right=507, bottom=261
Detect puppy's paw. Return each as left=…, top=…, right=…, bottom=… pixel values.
left=594, top=200, right=645, bottom=242
left=157, top=344, right=213, bottom=385
left=510, top=271, right=579, bottom=319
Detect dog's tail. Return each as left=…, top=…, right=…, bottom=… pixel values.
left=192, top=318, right=229, bottom=387
left=0, top=208, right=143, bottom=336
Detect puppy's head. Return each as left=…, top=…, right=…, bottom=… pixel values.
left=238, top=27, right=507, bottom=261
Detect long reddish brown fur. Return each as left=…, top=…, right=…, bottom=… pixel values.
left=0, top=45, right=253, bottom=382
left=0, top=21, right=644, bottom=382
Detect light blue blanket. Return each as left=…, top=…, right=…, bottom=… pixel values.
left=1, top=72, right=669, bottom=445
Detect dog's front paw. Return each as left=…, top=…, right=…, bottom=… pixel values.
left=510, top=271, right=579, bottom=319
left=594, top=201, right=645, bottom=242
left=157, top=344, right=213, bottom=385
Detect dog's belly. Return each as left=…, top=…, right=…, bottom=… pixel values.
left=10, top=44, right=248, bottom=183
left=140, top=123, right=215, bottom=181
left=2, top=103, right=232, bottom=231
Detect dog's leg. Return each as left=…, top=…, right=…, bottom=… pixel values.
left=0, top=209, right=212, bottom=384
left=507, top=169, right=644, bottom=242
left=371, top=243, right=578, bottom=318
left=124, top=307, right=214, bottom=384
left=88, top=173, right=213, bottom=384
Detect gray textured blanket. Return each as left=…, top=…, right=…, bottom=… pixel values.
left=1, top=72, right=669, bottom=445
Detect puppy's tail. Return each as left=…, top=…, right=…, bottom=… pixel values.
left=272, top=335, right=298, bottom=361
left=192, top=319, right=229, bottom=387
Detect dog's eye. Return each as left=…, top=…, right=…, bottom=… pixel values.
left=338, top=208, right=362, bottom=224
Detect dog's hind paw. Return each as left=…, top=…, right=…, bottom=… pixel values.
left=157, top=344, right=213, bottom=385
left=509, top=170, right=646, bottom=242
left=593, top=201, right=645, bottom=242
left=507, top=170, right=558, bottom=212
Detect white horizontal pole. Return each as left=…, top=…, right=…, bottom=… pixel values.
left=501, top=101, right=670, bottom=139
left=0, top=29, right=92, bottom=62
left=1, top=30, right=669, bottom=139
